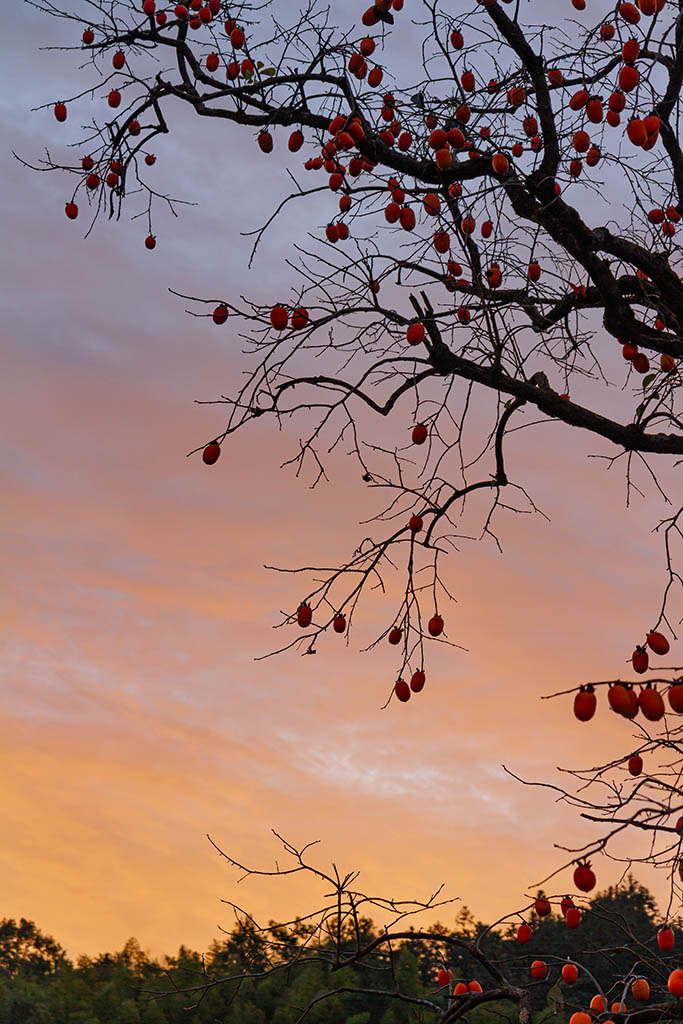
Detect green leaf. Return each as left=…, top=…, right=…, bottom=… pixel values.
left=642, top=373, right=655, bottom=388
left=263, top=67, right=276, bottom=76
left=256, top=61, right=264, bottom=68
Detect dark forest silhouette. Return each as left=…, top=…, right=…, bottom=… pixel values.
left=3, top=877, right=681, bottom=1023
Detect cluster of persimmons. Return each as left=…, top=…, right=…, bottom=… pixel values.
left=572, top=631, right=676, bottom=731
left=436, top=888, right=683, bottom=1007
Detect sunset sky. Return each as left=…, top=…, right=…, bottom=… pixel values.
left=3, top=0, right=682, bottom=962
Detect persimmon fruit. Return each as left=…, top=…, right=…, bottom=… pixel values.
left=270, top=306, right=288, bottom=330
left=411, top=669, right=426, bottom=692
left=395, top=679, right=410, bottom=701
left=491, top=153, right=509, bottom=174
left=573, top=131, right=590, bottom=152
left=632, top=353, right=650, bottom=374
left=407, top=323, right=425, bottom=345
left=668, top=684, right=683, bottom=712
left=297, top=602, right=312, bottom=627
left=573, top=861, right=596, bottom=892
left=428, top=615, right=444, bottom=636
left=423, top=193, right=441, bottom=215
left=647, top=631, right=670, bottom=655
left=202, top=441, right=221, bottom=464
left=291, top=307, right=309, bottom=330
left=400, top=207, right=416, bottom=231
left=608, top=684, right=630, bottom=714
left=565, top=907, right=581, bottom=929
left=619, top=65, right=640, bottom=91
left=632, top=646, right=649, bottom=672
left=668, top=971, right=683, bottom=997
left=631, top=979, right=650, bottom=1001
left=569, top=89, right=589, bottom=110
left=639, top=687, right=665, bottom=720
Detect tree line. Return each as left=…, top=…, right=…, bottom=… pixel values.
left=3, top=876, right=682, bottom=1024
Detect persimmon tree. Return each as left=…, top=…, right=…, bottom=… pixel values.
left=28, top=0, right=683, bottom=700
left=27, top=0, right=683, bottom=1016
